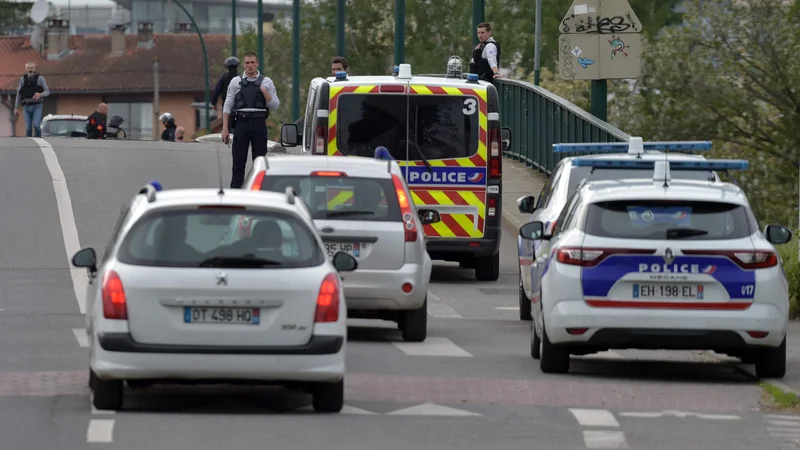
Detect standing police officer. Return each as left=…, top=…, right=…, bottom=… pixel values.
left=469, top=22, right=502, bottom=83
left=212, top=56, right=240, bottom=114
left=221, top=51, right=280, bottom=189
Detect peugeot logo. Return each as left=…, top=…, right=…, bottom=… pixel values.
left=216, top=272, right=228, bottom=286
left=320, top=227, right=335, bottom=233
left=663, top=248, right=675, bottom=265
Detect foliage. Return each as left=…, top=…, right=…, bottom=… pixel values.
left=609, top=0, right=800, bottom=225
left=777, top=236, right=800, bottom=318
left=0, top=1, right=33, bottom=35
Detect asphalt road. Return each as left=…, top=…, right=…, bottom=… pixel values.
left=0, top=137, right=795, bottom=450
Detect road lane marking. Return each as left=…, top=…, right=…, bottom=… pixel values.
left=570, top=409, right=621, bottom=427
left=34, top=138, right=87, bottom=314
left=393, top=337, right=472, bottom=357
left=295, top=404, right=378, bottom=415
left=496, top=306, right=519, bottom=310
left=72, top=328, right=89, bottom=348
left=619, top=410, right=739, bottom=420
left=427, top=292, right=462, bottom=318
left=86, top=419, right=114, bottom=443
left=582, top=430, right=629, bottom=449
left=386, top=402, right=482, bottom=416
left=575, top=350, right=625, bottom=360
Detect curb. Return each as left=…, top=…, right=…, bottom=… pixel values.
left=500, top=207, right=524, bottom=237
left=703, top=350, right=800, bottom=397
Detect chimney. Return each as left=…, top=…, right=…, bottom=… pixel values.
left=44, top=19, right=70, bottom=60
left=173, top=22, right=192, bottom=33
left=137, top=22, right=154, bottom=48
left=110, top=24, right=128, bottom=56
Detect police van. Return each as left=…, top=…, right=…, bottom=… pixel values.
left=280, top=63, right=511, bottom=281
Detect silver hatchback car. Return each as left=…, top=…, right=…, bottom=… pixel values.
left=242, top=155, right=441, bottom=342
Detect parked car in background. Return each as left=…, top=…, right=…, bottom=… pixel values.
left=41, top=114, right=88, bottom=138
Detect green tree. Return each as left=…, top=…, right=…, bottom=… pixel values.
left=609, top=0, right=800, bottom=224
left=0, top=1, right=33, bottom=35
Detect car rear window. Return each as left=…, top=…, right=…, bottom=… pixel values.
left=584, top=200, right=755, bottom=240
left=117, top=209, right=325, bottom=268
left=568, top=166, right=715, bottom=194
left=260, top=175, right=402, bottom=222
left=42, top=119, right=86, bottom=136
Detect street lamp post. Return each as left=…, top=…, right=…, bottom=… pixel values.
left=172, top=0, right=211, bottom=132
left=336, top=0, right=345, bottom=57
left=292, top=0, right=300, bottom=121
left=231, top=0, right=237, bottom=56
left=394, top=0, right=405, bottom=65
left=257, top=0, right=264, bottom=73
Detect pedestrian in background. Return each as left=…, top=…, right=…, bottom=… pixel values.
left=86, top=103, right=108, bottom=139
left=469, top=22, right=502, bottom=83
left=331, top=56, right=349, bottom=76
left=221, top=51, right=280, bottom=189
left=14, top=62, right=50, bottom=137
left=212, top=56, right=240, bottom=115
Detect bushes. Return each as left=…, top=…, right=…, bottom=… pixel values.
left=776, top=237, right=800, bottom=318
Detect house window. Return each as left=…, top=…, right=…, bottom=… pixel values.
left=108, top=102, right=153, bottom=140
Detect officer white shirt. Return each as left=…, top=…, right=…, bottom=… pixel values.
left=482, top=38, right=499, bottom=71
left=222, top=71, right=280, bottom=114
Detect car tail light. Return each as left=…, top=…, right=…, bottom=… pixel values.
left=315, top=273, right=340, bottom=322
left=101, top=270, right=127, bottom=320
left=556, top=247, right=656, bottom=267
left=311, top=171, right=346, bottom=177
left=487, top=197, right=497, bottom=217
left=488, top=126, right=502, bottom=178
left=314, top=124, right=326, bottom=155
left=681, top=249, right=778, bottom=269
left=250, top=170, right=265, bottom=191
left=391, top=174, right=418, bottom=242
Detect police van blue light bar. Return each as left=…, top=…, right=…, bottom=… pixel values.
left=466, top=73, right=479, bottom=82
left=571, top=158, right=748, bottom=170
left=552, top=141, right=713, bottom=153
left=374, top=146, right=394, bottom=160
left=334, top=71, right=348, bottom=80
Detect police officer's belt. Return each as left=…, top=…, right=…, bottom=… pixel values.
left=236, top=111, right=267, bottom=119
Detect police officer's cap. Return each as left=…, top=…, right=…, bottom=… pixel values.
left=224, top=56, right=240, bottom=68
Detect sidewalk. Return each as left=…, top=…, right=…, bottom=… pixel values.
left=500, top=159, right=549, bottom=235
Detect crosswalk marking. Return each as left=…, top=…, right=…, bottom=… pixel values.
left=393, top=337, right=473, bottom=357
left=386, top=402, right=482, bottom=416
left=571, top=409, right=629, bottom=449
left=570, top=409, right=621, bottom=427
left=582, top=430, right=629, bottom=449
left=765, top=414, right=800, bottom=448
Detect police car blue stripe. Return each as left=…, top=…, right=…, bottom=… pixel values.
left=582, top=255, right=756, bottom=300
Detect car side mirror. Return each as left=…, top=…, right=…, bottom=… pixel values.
left=520, top=221, right=548, bottom=241
left=501, top=127, right=512, bottom=152
left=418, top=208, right=441, bottom=225
left=517, top=195, right=536, bottom=214
left=72, top=247, right=97, bottom=274
left=332, top=251, right=358, bottom=272
left=280, top=123, right=299, bottom=147
left=765, top=225, right=792, bottom=245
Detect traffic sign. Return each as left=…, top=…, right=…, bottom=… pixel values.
left=558, top=0, right=643, bottom=81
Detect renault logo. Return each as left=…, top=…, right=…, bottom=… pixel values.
left=663, top=248, right=675, bottom=265
left=216, top=272, right=228, bottom=285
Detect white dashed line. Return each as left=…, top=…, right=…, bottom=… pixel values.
left=570, top=409, right=628, bottom=449
left=495, top=306, right=519, bottom=311
left=570, top=409, right=621, bottom=427
left=582, top=430, right=629, bottom=449
left=426, top=292, right=462, bottom=318
left=393, top=337, right=473, bottom=357
left=72, top=328, right=89, bottom=348
left=86, top=419, right=114, bottom=443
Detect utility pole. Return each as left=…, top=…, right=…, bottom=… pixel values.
left=394, top=0, right=405, bottom=66
left=231, top=0, right=237, bottom=56
left=336, top=0, right=345, bottom=57
left=534, top=0, right=541, bottom=85
left=172, top=0, right=211, bottom=131
left=472, top=0, right=484, bottom=46
left=257, top=0, right=264, bottom=72
left=292, top=0, right=300, bottom=120
left=153, top=56, right=160, bottom=140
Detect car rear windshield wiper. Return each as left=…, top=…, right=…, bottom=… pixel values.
left=665, top=228, right=709, bottom=239
left=197, top=256, right=282, bottom=268
left=323, top=210, right=376, bottom=218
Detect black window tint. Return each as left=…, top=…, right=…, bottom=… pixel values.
left=568, top=166, right=715, bottom=194
left=336, top=94, right=478, bottom=160
left=261, top=175, right=401, bottom=222
left=118, top=209, right=324, bottom=268
left=585, top=200, right=753, bottom=240
left=536, top=163, right=563, bottom=209
left=102, top=203, right=131, bottom=262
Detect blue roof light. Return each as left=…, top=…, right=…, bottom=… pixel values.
left=553, top=141, right=713, bottom=153
left=374, top=146, right=394, bottom=160
left=571, top=158, right=748, bottom=171
left=393, top=65, right=400, bottom=74
left=149, top=180, right=163, bottom=191
left=334, top=71, right=348, bottom=80
left=466, top=73, right=479, bottom=82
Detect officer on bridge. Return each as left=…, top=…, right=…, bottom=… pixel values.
left=469, top=22, right=501, bottom=83
left=221, top=51, right=280, bottom=189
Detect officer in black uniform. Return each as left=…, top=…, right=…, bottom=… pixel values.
left=211, top=56, right=240, bottom=113
left=469, top=22, right=502, bottom=83
left=221, top=51, right=280, bottom=189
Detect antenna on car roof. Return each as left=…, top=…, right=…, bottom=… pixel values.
left=215, top=140, right=227, bottom=195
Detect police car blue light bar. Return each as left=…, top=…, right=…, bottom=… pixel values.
left=374, top=146, right=394, bottom=160
left=466, top=73, right=479, bottom=82
left=149, top=180, right=163, bottom=191
left=571, top=158, right=749, bottom=170
left=552, top=141, right=713, bottom=153
left=334, top=71, right=347, bottom=80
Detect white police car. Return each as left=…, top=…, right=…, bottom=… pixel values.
left=516, top=138, right=719, bottom=321
left=519, top=157, right=792, bottom=378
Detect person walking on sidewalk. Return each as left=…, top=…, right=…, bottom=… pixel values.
left=14, top=62, right=51, bottom=137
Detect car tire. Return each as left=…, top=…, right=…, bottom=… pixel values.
left=530, top=320, right=541, bottom=359
left=401, top=298, right=427, bottom=342
left=475, top=253, right=500, bottom=281
left=540, top=319, right=570, bottom=374
left=312, top=379, right=344, bottom=413
left=92, top=378, right=123, bottom=411
left=89, top=369, right=98, bottom=389
left=755, top=337, right=787, bottom=378
left=519, top=274, right=532, bottom=321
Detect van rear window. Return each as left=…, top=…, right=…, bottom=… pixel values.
left=584, top=200, right=755, bottom=240
left=335, top=94, right=479, bottom=161
left=261, top=175, right=402, bottom=222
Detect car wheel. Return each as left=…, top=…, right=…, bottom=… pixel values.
left=89, top=369, right=98, bottom=389
left=92, top=378, right=124, bottom=411
left=755, top=337, right=786, bottom=378
left=530, top=320, right=541, bottom=359
left=475, top=253, right=500, bottom=281
left=312, top=379, right=344, bottom=413
left=401, top=297, right=427, bottom=342
left=519, top=273, right=532, bottom=321
left=540, top=319, right=570, bottom=374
